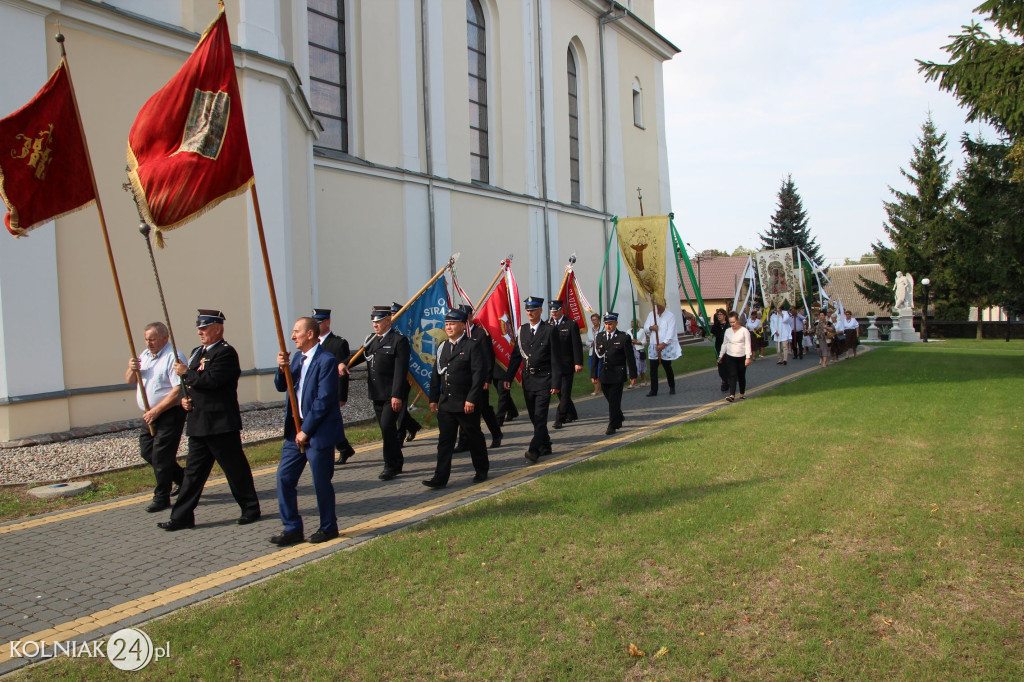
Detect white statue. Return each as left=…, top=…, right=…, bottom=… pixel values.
left=893, top=271, right=915, bottom=310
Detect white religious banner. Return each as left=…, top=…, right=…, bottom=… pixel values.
left=755, top=248, right=798, bottom=309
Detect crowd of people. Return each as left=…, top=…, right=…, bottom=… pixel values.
left=126, top=297, right=860, bottom=544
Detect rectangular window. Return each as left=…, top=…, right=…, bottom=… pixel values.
left=308, top=2, right=347, bottom=152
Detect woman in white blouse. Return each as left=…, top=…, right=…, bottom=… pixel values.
left=842, top=310, right=860, bottom=358
left=717, top=311, right=752, bottom=402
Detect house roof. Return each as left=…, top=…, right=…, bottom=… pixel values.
left=822, top=264, right=887, bottom=317
left=678, top=256, right=749, bottom=302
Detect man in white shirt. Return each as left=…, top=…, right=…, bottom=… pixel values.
left=643, top=302, right=681, bottom=396
left=126, top=322, right=187, bottom=513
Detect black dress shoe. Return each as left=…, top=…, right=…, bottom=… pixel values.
left=422, top=479, right=446, bottom=489
left=646, top=392, right=657, bottom=397
left=335, top=444, right=356, bottom=465
left=453, top=443, right=470, bottom=453
left=552, top=420, right=563, bottom=430
left=524, top=450, right=539, bottom=463
left=146, top=500, right=170, bottom=513
left=605, top=426, right=616, bottom=436
left=490, top=435, right=502, bottom=449
left=669, top=387, right=676, bottom=395
left=157, top=518, right=194, bottom=531
left=406, top=426, right=420, bottom=443
left=269, top=530, right=304, bottom=546
left=379, top=470, right=400, bottom=481
left=169, top=484, right=181, bottom=497
left=237, top=512, right=261, bottom=525
left=472, top=473, right=488, bottom=483
left=308, top=529, right=339, bottom=543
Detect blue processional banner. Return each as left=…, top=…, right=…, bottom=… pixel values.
left=392, top=277, right=450, bottom=395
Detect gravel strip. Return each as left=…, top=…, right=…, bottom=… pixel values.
left=0, top=376, right=377, bottom=486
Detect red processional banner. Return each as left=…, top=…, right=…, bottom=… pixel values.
left=127, top=11, right=253, bottom=237
left=0, top=61, right=95, bottom=236
left=475, top=261, right=522, bottom=381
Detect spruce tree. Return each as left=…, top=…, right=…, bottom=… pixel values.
left=759, top=175, right=822, bottom=264
left=856, top=116, right=957, bottom=316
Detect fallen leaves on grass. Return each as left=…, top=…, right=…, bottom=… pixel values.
left=654, top=646, right=669, bottom=659
left=628, top=643, right=645, bottom=657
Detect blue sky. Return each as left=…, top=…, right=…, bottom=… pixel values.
left=654, top=0, right=997, bottom=264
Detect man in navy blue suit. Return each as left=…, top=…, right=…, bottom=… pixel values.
left=270, top=317, right=344, bottom=545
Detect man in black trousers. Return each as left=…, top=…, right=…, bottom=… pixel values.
left=593, top=312, right=637, bottom=435
left=548, top=300, right=583, bottom=429
left=158, top=310, right=260, bottom=530
left=423, top=308, right=489, bottom=489
left=312, top=308, right=356, bottom=464
left=506, top=296, right=562, bottom=463
left=454, top=303, right=502, bottom=451
left=338, top=305, right=411, bottom=480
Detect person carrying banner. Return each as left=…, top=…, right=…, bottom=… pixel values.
left=594, top=312, right=637, bottom=435
left=454, top=304, right=503, bottom=450
left=270, top=317, right=344, bottom=545
left=643, top=303, right=680, bottom=396
left=388, top=302, right=423, bottom=446
left=506, top=296, right=562, bottom=462
left=159, top=310, right=260, bottom=530
left=126, top=322, right=186, bottom=513
left=423, top=308, right=489, bottom=489
left=311, top=309, right=356, bottom=465
left=548, top=300, right=583, bottom=428
left=338, top=306, right=410, bottom=480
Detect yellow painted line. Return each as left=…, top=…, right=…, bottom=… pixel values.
left=0, top=363, right=822, bottom=664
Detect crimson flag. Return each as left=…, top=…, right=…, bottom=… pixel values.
left=127, top=10, right=253, bottom=237
left=0, top=61, right=95, bottom=236
left=475, top=261, right=522, bottom=381
left=556, top=267, right=591, bottom=331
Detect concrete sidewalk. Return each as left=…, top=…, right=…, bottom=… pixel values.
left=0, top=349, right=834, bottom=675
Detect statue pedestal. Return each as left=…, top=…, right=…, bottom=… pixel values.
left=867, top=316, right=879, bottom=341
left=894, top=308, right=921, bottom=342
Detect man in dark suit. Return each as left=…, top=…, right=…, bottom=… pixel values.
left=159, top=310, right=260, bottom=531
left=454, top=303, right=502, bottom=451
left=338, top=306, right=411, bottom=480
left=270, top=317, right=344, bottom=545
left=548, top=300, right=583, bottom=429
left=506, top=296, right=562, bottom=463
left=594, top=311, right=637, bottom=435
left=312, top=309, right=356, bottom=464
left=423, top=308, right=489, bottom=489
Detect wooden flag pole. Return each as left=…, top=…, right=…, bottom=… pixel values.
left=347, top=253, right=459, bottom=367
left=57, top=32, right=154, bottom=436
left=248, top=185, right=303, bottom=443
left=470, top=257, right=511, bottom=314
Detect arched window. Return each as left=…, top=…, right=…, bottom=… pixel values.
left=467, top=0, right=489, bottom=183
left=307, top=0, right=348, bottom=152
left=567, top=47, right=581, bottom=204
left=632, top=77, right=644, bottom=129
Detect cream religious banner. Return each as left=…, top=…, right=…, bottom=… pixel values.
left=756, top=247, right=798, bottom=309
left=616, top=215, right=669, bottom=306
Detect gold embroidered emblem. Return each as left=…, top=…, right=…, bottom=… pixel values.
left=177, top=89, right=230, bottom=159
left=10, top=124, right=55, bottom=180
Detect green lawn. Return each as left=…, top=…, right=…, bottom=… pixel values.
left=21, top=341, right=1024, bottom=680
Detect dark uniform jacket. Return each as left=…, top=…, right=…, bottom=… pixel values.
left=428, top=334, right=487, bottom=412
left=506, top=322, right=563, bottom=390
left=550, top=316, right=584, bottom=368
left=595, top=330, right=638, bottom=384
left=468, top=324, right=495, bottom=379
left=318, top=331, right=351, bottom=403
left=348, top=328, right=411, bottom=402
left=180, top=339, right=243, bottom=437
